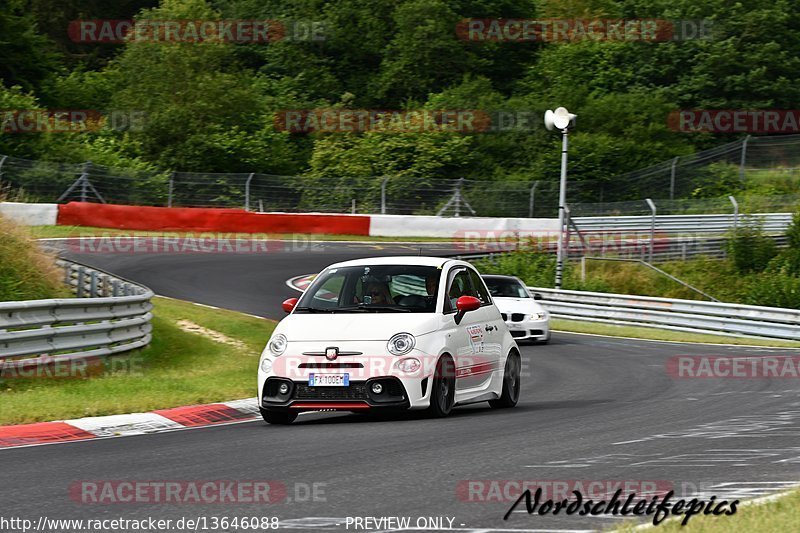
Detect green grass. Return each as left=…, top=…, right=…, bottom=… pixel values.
left=0, top=215, right=69, bottom=301
left=31, top=225, right=463, bottom=242
left=0, top=296, right=275, bottom=425
left=552, top=319, right=800, bottom=348
left=613, top=489, right=800, bottom=532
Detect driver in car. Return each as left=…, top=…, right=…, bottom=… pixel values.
left=364, top=282, right=393, bottom=305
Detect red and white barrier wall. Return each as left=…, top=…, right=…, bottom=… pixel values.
left=0, top=202, right=58, bottom=226
left=1, top=201, right=559, bottom=238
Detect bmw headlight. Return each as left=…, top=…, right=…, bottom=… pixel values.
left=533, top=312, right=547, bottom=320
left=268, top=334, right=288, bottom=356
left=387, top=333, right=415, bottom=356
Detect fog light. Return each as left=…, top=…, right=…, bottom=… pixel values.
left=260, top=358, right=272, bottom=372
left=279, top=383, right=290, bottom=395
left=371, top=383, right=383, bottom=394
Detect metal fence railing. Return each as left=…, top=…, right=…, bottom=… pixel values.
left=2, top=133, right=800, bottom=217
left=529, top=286, right=800, bottom=341
left=0, top=260, right=153, bottom=366
left=602, top=134, right=800, bottom=202
left=455, top=234, right=789, bottom=264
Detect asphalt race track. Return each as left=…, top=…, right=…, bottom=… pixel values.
left=3, top=239, right=800, bottom=532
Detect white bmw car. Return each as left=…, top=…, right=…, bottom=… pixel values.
left=258, top=257, right=522, bottom=424
left=482, top=275, right=550, bottom=344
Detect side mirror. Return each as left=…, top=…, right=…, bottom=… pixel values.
left=282, top=297, right=299, bottom=313
left=533, top=293, right=543, bottom=300
left=454, top=295, right=481, bottom=324
left=456, top=295, right=481, bottom=313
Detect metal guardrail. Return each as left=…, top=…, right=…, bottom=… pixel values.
left=572, top=212, right=793, bottom=235
left=529, top=287, right=800, bottom=341
left=452, top=235, right=788, bottom=263
left=0, top=260, right=154, bottom=364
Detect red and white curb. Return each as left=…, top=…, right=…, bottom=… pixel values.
left=0, top=397, right=261, bottom=450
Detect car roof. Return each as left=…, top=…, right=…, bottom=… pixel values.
left=326, top=256, right=458, bottom=269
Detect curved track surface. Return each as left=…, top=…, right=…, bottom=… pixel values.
left=2, top=240, right=799, bottom=532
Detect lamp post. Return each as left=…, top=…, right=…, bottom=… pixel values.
left=544, top=107, right=577, bottom=289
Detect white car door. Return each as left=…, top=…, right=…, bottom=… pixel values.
left=444, top=267, right=495, bottom=392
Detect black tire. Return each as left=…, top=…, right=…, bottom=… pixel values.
left=490, top=352, right=521, bottom=409
left=260, top=407, right=297, bottom=425
left=427, top=356, right=456, bottom=418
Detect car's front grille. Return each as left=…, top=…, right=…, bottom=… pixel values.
left=511, top=313, right=525, bottom=322
left=501, top=313, right=508, bottom=321
left=294, top=383, right=369, bottom=401
left=298, top=362, right=363, bottom=369
left=510, top=330, right=527, bottom=338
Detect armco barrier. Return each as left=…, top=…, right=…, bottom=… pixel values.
left=56, top=202, right=372, bottom=236
left=573, top=213, right=792, bottom=235
left=530, top=287, right=800, bottom=341
left=0, top=260, right=153, bottom=365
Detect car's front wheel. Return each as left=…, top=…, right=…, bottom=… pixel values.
left=490, top=352, right=521, bottom=409
left=427, top=356, right=455, bottom=418
left=260, top=407, right=297, bottom=425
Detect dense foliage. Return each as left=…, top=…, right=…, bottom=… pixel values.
left=3, top=0, right=800, bottom=210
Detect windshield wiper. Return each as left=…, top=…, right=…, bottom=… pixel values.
left=337, top=304, right=411, bottom=313
left=293, top=306, right=335, bottom=313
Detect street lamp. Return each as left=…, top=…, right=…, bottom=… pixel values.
left=544, top=107, right=577, bottom=290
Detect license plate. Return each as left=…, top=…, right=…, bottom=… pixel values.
left=308, top=373, right=350, bottom=387
left=508, top=323, right=523, bottom=330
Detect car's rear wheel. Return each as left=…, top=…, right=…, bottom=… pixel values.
left=490, top=352, right=521, bottom=409
left=427, top=356, right=455, bottom=418
left=260, top=407, right=297, bottom=425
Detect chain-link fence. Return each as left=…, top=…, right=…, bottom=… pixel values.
left=0, top=153, right=572, bottom=217
left=600, top=134, right=800, bottom=202
left=2, top=133, right=800, bottom=217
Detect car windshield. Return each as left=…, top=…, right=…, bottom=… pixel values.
left=295, top=265, right=440, bottom=313
left=484, top=277, right=529, bottom=298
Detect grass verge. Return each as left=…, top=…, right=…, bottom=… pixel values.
left=0, top=296, right=275, bottom=425
left=0, top=215, right=69, bottom=301
left=31, top=225, right=462, bottom=242
left=552, top=318, right=800, bottom=348
left=614, top=489, right=800, bottom=532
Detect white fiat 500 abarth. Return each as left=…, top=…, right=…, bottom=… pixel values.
left=258, top=257, right=522, bottom=424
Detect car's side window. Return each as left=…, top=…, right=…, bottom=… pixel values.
left=467, top=269, right=492, bottom=306
left=445, top=268, right=475, bottom=312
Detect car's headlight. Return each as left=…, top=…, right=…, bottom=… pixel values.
left=387, top=333, right=415, bottom=355
left=260, top=358, right=273, bottom=372
left=533, top=312, right=547, bottom=320
left=268, top=334, right=287, bottom=356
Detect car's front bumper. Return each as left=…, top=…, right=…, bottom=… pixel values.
left=504, top=318, right=550, bottom=341
left=261, top=376, right=416, bottom=411
left=259, top=349, right=440, bottom=411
